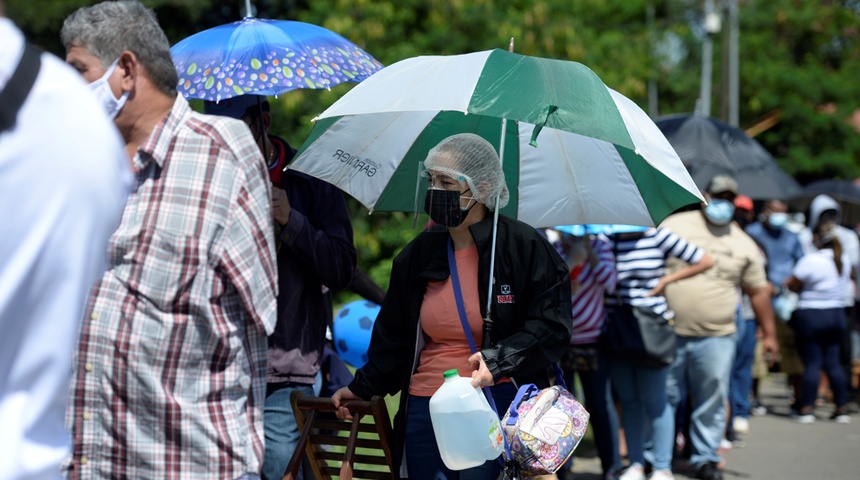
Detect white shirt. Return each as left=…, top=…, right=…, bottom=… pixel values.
left=0, top=19, right=129, bottom=480
left=793, top=249, right=852, bottom=310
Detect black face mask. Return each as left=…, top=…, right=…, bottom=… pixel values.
left=424, top=188, right=472, bottom=228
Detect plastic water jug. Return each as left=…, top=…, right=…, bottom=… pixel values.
left=428, top=369, right=504, bottom=470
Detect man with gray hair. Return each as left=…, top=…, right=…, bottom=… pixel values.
left=60, top=2, right=277, bottom=478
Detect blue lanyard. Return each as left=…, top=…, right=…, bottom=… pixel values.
left=447, top=239, right=507, bottom=465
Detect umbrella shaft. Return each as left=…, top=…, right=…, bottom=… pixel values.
left=481, top=320, right=493, bottom=349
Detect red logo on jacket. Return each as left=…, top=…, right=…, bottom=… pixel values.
left=497, top=284, right=514, bottom=304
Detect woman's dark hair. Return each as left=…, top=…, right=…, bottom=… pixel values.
left=814, top=221, right=843, bottom=275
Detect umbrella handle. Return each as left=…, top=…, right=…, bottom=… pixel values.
left=481, top=316, right=494, bottom=350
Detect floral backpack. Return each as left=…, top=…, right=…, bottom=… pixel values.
left=499, top=381, right=590, bottom=479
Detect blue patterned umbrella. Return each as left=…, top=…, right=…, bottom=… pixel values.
left=170, top=17, right=383, bottom=102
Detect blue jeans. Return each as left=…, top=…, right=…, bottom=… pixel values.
left=405, top=383, right=516, bottom=480
left=792, top=308, right=849, bottom=409
left=667, top=334, right=735, bottom=468
left=730, top=318, right=757, bottom=421
left=562, top=347, right=620, bottom=475
left=608, top=359, right=674, bottom=471
left=261, top=382, right=315, bottom=480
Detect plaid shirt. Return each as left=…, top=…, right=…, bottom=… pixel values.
left=64, top=96, right=278, bottom=479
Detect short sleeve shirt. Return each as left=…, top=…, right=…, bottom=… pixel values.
left=662, top=211, right=768, bottom=337
left=793, top=249, right=851, bottom=310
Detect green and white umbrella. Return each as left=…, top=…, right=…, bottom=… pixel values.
left=289, top=49, right=703, bottom=228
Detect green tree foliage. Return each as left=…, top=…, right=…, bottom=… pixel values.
left=6, top=0, right=860, bottom=301
left=739, top=0, right=860, bottom=183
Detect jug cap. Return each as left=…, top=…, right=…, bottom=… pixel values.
left=442, top=369, right=459, bottom=379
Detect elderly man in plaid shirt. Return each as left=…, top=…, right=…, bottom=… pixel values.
left=60, top=2, right=277, bottom=479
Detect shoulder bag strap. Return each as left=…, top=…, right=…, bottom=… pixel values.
left=0, top=44, right=42, bottom=134
left=447, top=239, right=506, bottom=465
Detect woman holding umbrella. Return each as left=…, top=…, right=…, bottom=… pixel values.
left=332, top=133, right=573, bottom=480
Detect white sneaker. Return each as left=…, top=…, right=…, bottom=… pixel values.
left=732, top=416, right=750, bottom=434
left=751, top=404, right=767, bottom=416
left=648, top=470, right=675, bottom=480
left=833, top=414, right=851, bottom=424
left=619, top=463, right=646, bottom=480
left=796, top=413, right=815, bottom=424
left=719, top=438, right=733, bottom=451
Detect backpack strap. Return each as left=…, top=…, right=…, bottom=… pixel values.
left=0, top=44, right=42, bottom=134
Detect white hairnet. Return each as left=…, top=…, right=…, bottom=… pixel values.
left=423, top=133, right=510, bottom=210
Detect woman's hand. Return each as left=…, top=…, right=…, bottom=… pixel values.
left=468, top=352, right=495, bottom=388
left=646, top=277, right=669, bottom=297
left=332, top=386, right=360, bottom=421
left=271, top=186, right=292, bottom=226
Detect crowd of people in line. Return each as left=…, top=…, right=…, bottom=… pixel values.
left=1, top=2, right=857, bottom=480
left=546, top=178, right=858, bottom=480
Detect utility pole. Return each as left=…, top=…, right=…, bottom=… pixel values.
left=720, top=5, right=729, bottom=120
left=699, top=0, right=720, bottom=117
left=647, top=1, right=658, bottom=117
left=727, top=0, right=739, bottom=126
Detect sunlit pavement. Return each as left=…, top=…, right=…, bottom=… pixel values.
left=565, top=373, right=860, bottom=480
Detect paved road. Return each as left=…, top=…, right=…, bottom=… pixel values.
left=567, top=373, right=860, bottom=480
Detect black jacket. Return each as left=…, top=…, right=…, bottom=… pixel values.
left=349, top=214, right=572, bottom=469
left=268, top=136, right=356, bottom=383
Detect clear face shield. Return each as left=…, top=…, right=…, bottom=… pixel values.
left=412, top=167, right=477, bottom=229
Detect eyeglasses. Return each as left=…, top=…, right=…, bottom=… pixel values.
left=422, top=170, right=467, bottom=191
left=421, top=170, right=469, bottom=190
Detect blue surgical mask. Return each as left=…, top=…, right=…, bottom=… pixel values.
left=704, top=199, right=735, bottom=226
left=89, top=58, right=129, bottom=119
left=767, top=212, right=788, bottom=229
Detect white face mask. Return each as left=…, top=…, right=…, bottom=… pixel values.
left=89, top=58, right=129, bottom=119
left=767, top=212, right=789, bottom=229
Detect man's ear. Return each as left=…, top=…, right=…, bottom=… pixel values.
left=262, top=111, right=272, bottom=132
left=117, top=50, right=137, bottom=92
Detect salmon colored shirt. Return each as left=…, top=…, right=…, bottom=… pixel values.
left=410, top=245, right=483, bottom=396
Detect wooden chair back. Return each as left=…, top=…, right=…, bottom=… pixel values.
left=282, top=390, right=398, bottom=480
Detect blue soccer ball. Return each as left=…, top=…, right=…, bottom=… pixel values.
left=333, top=300, right=381, bottom=369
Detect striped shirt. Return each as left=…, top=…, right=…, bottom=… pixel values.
left=609, top=228, right=704, bottom=315
left=64, top=96, right=278, bottom=479
left=569, top=237, right=617, bottom=345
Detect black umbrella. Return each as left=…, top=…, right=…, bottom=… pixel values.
left=655, top=113, right=802, bottom=200
left=789, top=179, right=860, bottom=226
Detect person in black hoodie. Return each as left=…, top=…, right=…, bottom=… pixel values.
left=332, top=133, right=572, bottom=480
left=206, top=95, right=357, bottom=480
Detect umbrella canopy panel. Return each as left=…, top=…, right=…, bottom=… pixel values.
left=295, top=111, right=519, bottom=216
left=655, top=114, right=801, bottom=200
left=317, top=49, right=636, bottom=150
left=171, top=17, right=383, bottom=101
left=293, top=107, right=701, bottom=228
left=294, top=49, right=703, bottom=228
left=789, top=179, right=860, bottom=227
